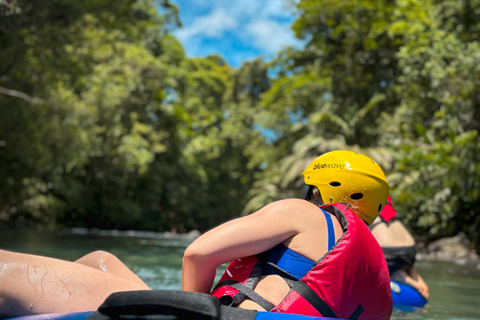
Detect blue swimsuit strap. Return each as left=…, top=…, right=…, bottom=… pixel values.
left=266, top=208, right=336, bottom=277
left=322, top=208, right=335, bottom=251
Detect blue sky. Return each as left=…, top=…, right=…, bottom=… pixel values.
left=171, top=0, right=303, bottom=67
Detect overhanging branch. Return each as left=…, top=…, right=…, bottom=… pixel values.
left=0, top=86, right=44, bottom=104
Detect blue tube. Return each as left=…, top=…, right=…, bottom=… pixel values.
left=256, top=311, right=341, bottom=320
left=7, top=282, right=426, bottom=320
left=5, top=311, right=94, bottom=320
left=9, top=311, right=340, bottom=320
left=391, top=281, right=427, bottom=308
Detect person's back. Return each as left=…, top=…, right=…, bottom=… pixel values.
left=370, top=196, right=429, bottom=299
left=267, top=203, right=392, bottom=320
left=372, top=218, right=415, bottom=248
left=210, top=198, right=344, bottom=311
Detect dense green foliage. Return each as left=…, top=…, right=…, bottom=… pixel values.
left=1, top=0, right=479, bottom=250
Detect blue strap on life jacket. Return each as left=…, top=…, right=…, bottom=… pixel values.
left=322, top=208, right=335, bottom=251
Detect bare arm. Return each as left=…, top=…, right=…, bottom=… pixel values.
left=390, top=268, right=429, bottom=299
left=408, top=267, right=429, bottom=299
left=181, top=199, right=313, bottom=293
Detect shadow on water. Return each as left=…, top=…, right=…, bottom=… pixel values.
left=1, top=229, right=479, bottom=320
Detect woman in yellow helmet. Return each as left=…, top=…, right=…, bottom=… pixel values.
left=185, top=150, right=393, bottom=319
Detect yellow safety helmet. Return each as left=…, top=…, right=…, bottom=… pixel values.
left=303, top=150, right=389, bottom=225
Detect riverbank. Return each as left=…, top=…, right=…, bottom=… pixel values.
left=417, top=234, right=480, bottom=268
left=67, top=227, right=202, bottom=240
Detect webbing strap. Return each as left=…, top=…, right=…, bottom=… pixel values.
left=283, top=278, right=337, bottom=318
left=265, top=260, right=302, bottom=281
left=215, top=280, right=275, bottom=311
left=349, top=304, right=364, bottom=320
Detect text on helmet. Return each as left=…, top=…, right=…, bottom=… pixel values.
left=312, top=163, right=346, bottom=170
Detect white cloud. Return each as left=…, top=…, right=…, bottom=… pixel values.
left=253, top=0, right=294, bottom=19
left=175, top=8, right=238, bottom=41
left=172, top=0, right=302, bottom=66
left=245, top=19, right=297, bottom=54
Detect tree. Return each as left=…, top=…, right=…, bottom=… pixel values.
left=0, top=0, right=181, bottom=227
left=244, top=0, right=480, bottom=252
left=244, top=0, right=400, bottom=211
left=380, top=0, right=480, bottom=248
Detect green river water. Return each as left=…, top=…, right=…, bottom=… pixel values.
left=1, top=228, right=479, bottom=320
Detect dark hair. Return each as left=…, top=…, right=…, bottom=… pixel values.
left=305, top=185, right=324, bottom=206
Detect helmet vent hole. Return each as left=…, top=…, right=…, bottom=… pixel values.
left=329, top=181, right=341, bottom=187
left=350, top=193, right=363, bottom=200
left=378, top=204, right=383, bottom=212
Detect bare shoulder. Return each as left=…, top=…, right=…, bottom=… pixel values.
left=270, top=199, right=342, bottom=260
left=257, top=199, right=328, bottom=228
left=260, top=198, right=322, bottom=215
left=370, top=219, right=415, bottom=247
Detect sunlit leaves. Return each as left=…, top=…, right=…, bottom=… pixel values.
left=382, top=0, right=480, bottom=242
left=0, top=0, right=177, bottom=227
left=1, top=0, right=479, bottom=248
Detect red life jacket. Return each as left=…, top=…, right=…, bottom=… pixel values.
left=210, top=203, right=392, bottom=320
left=379, top=196, right=396, bottom=222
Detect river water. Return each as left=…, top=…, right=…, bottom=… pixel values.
left=1, top=228, right=479, bottom=320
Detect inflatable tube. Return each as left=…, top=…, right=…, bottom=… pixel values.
left=7, top=284, right=426, bottom=320
left=7, top=312, right=341, bottom=320
left=391, top=281, right=427, bottom=309
left=5, top=312, right=94, bottom=320
left=5, top=290, right=345, bottom=320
